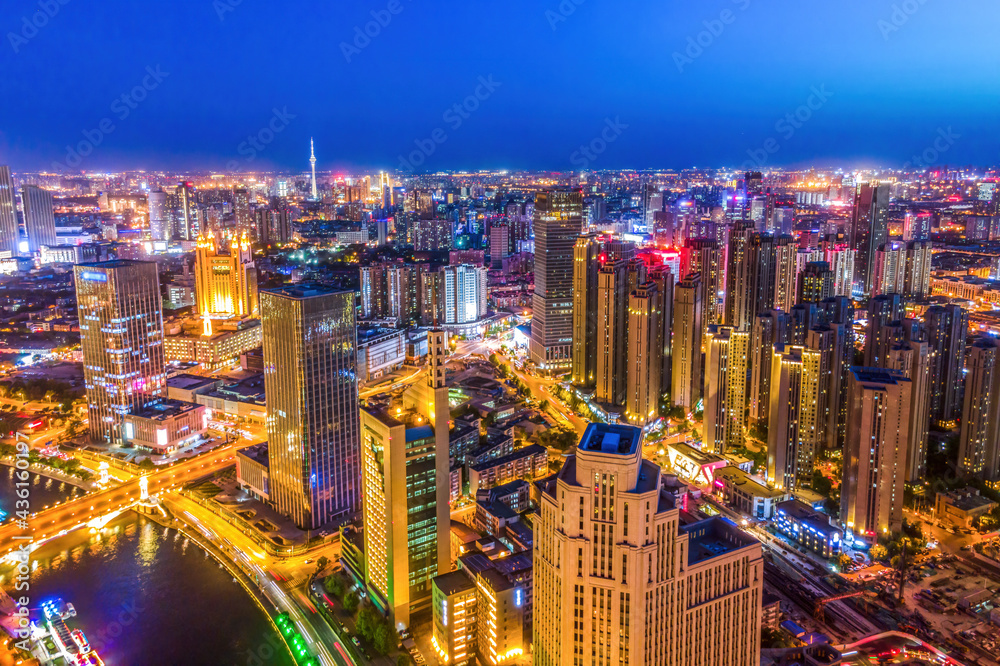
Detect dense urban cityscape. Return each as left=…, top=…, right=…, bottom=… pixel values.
left=4, top=1, right=1000, bottom=665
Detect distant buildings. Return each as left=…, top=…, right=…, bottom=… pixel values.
left=75, top=260, right=166, bottom=445
left=21, top=185, right=57, bottom=253
left=850, top=182, right=890, bottom=296
left=0, top=166, right=18, bottom=256
left=958, top=339, right=1000, bottom=482
left=261, top=285, right=360, bottom=529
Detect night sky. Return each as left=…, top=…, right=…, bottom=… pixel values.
left=2, top=0, right=998, bottom=173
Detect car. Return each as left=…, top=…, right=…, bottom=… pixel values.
left=351, top=636, right=360, bottom=647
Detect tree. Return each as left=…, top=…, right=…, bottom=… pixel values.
left=316, top=556, right=330, bottom=572
left=837, top=552, right=853, bottom=571
left=539, top=400, right=550, bottom=412
left=343, top=591, right=359, bottom=614
left=869, top=544, right=888, bottom=561
left=373, top=621, right=395, bottom=655
left=324, top=575, right=345, bottom=598
left=138, top=457, right=156, bottom=471
left=812, top=470, right=833, bottom=497
left=397, top=656, right=412, bottom=666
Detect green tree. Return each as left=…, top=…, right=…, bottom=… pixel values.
left=343, top=591, right=359, bottom=614
left=138, top=457, right=156, bottom=471
left=539, top=400, right=549, bottom=412
left=373, top=621, right=395, bottom=655
left=837, top=552, right=853, bottom=571
left=324, top=575, right=345, bottom=598
left=397, top=655, right=412, bottom=666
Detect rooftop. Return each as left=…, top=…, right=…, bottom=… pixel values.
left=237, top=442, right=269, bottom=468
left=127, top=398, right=202, bottom=421
left=939, top=488, right=997, bottom=512
left=263, top=284, right=348, bottom=300
left=775, top=499, right=842, bottom=537
left=433, top=570, right=475, bottom=597
left=682, top=516, right=759, bottom=566
left=715, top=466, right=788, bottom=499
left=850, top=366, right=910, bottom=386
left=578, top=422, right=641, bottom=456
left=167, top=373, right=220, bottom=391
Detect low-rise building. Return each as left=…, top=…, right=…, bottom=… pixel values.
left=935, top=488, right=997, bottom=528
left=357, top=326, right=406, bottom=386
left=773, top=499, right=843, bottom=559
left=431, top=571, right=478, bottom=666
left=235, top=442, right=269, bottom=500
left=122, top=399, right=206, bottom=453
left=666, top=440, right=728, bottom=486
left=163, top=317, right=262, bottom=371
left=714, top=466, right=790, bottom=520
left=467, top=444, right=547, bottom=495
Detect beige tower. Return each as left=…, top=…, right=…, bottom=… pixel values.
left=195, top=230, right=258, bottom=317
left=534, top=423, right=763, bottom=666
left=595, top=260, right=628, bottom=407
left=703, top=326, right=749, bottom=454
left=672, top=276, right=702, bottom=410
left=625, top=282, right=662, bottom=426
left=427, top=330, right=452, bottom=576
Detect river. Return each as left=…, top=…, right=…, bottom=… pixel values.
left=0, top=468, right=293, bottom=666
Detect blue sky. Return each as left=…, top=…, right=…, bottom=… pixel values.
left=1, top=0, right=997, bottom=172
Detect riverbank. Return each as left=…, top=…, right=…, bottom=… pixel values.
left=0, top=456, right=93, bottom=491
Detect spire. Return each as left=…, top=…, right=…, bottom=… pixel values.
left=309, top=138, right=318, bottom=201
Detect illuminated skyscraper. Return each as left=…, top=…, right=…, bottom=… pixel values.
left=850, top=182, right=890, bottom=296
left=671, top=276, right=702, bottom=410
left=887, top=340, right=932, bottom=483
left=841, top=367, right=911, bottom=541
left=625, top=282, right=662, bottom=426
left=748, top=310, right=789, bottom=429
left=595, top=259, right=628, bottom=408
left=533, top=423, right=763, bottom=666
left=0, top=166, right=18, bottom=256
left=147, top=189, right=168, bottom=241
left=232, top=187, right=251, bottom=234
left=703, top=325, right=749, bottom=454
left=958, top=339, right=1000, bottom=483
left=194, top=230, right=258, bottom=317
left=74, top=260, right=166, bottom=444
left=925, top=304, right=968, bottom=425
left=262, top=285, right=360, bottom=529
left=21, top=185, right=57, bottom=253
left=530, top=189, right=583, bottom=372
left=571, top=234, right=602, bottom=386
left=683, top=237, right=724, bottom=331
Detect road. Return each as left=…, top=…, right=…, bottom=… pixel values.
left=359, top=366, right=424, bottom=399
left=0, top=444, right=237, bottom=556
left=164, top=491, right=356, bottom=666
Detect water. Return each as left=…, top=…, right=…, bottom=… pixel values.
left=0, top=465, right=85, bottom=517
left=0, top=472, right=294, bottom=666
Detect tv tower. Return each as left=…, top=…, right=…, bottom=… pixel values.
left=309, top=138, right=318, bottom=201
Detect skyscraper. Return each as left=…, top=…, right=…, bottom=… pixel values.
left=148, top=189, right=168, bottom=241
left=177, top=181, right=197, bottom=240
left=767, top=345, right=805, bottom=492
left=442, top=264, right=487, bottom=324
left=0, top=166, right=18, bottom=256
left=533, top=423, right=763, bottom=666
left=703, top=325, right=749, bottom=454
left=232, top=187, right=251, bottom=234
left=625, top=282, right=662, bottom=426
left=683, top=237, right=724, bottom=331
left=572, top=234, right=602, bottom=387
left=925, top=304, right=968, bottom=425
left=75, top=260, right=166, bottom=444
left=797, top=261, right=834, bottom=304
left=887, top=340, right=933, bottom=483
left=748, top=310, right=789, bottom=430
left=595, top=260, right=629, bottom=408
left=671, top=276, right=703, bottom=410
left=958, top=339, right=1000, bottom=483
left=262, top=285, right=360, bottom=529
left=530, top=189, right=583, bottom=371
left=850, top=182, right=890, bottom=296
left=194, top=231, right=258, bottom=317
left=21, top=185, right=57, bottom=253
left=841, top=368, right=912, bottom=541
left=724, top=221, right=755, bottom=329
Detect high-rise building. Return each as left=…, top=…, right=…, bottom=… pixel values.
left=671, top=277, right=703, bottom=410
left=872, top=241, right=907, bottom=297
left=887, top=340, right=933, bottom=483
left=820, top=241, right=856, bottom=298
left=748, top=310, right=789, bottom=430
left=864, top=294, right=904, bottom=368
left=625, top=282, right=662, bottom=426
left=572, top=234, right=602, bottom=387
left=683, top=238, right=724, bottom=330
left=958, top=339, right=1000, bottom=483
left=0, top=166, right=19, bottom=256
left=21, top=185, right=57, bottom=253
left=841, top=368, right=912, bottom=541
left=772, top=235, right=797, bottom=312
left=767, top=345, right=805, bottom=492
left=194, top=231, right=258, bottom=317
left=309, top=138, right=319, bottom=201
left=178, top=181, right=197, bottom=241
left=443, top=264, right=488, bottom=325
left=75, top=260, right=166, bottom=444
left=489, top=222, right=510, bottom=268
left=233, top=187, right=251, bottom=234
left=904, top=240, right=932, bottom=298
left=359, top=262, right=423, bottom=326
left=797, top=261, right=834, bottom=304
left=530, top=189, right=583, bottom=371
left=595, top=260, right=629, bottom=408
left=148, top=190, right=168, bottom=241
left=724, top=222, right=756, bottom=330
left=925, top=304, right=968, bottom=425
left=359, top=405, right=447, bottom=627
left=261, top=286, right=360, bottom=529
left=850, top=182, right=890, bottom=296
left=533, top=423, right=763, bottom=666
left=703, top=325, right=749, bottom=454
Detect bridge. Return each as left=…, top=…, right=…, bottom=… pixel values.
left=0, top=444, right=237, bottom=557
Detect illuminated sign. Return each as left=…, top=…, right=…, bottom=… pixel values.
left=80, top=271, right=107, bottom=282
